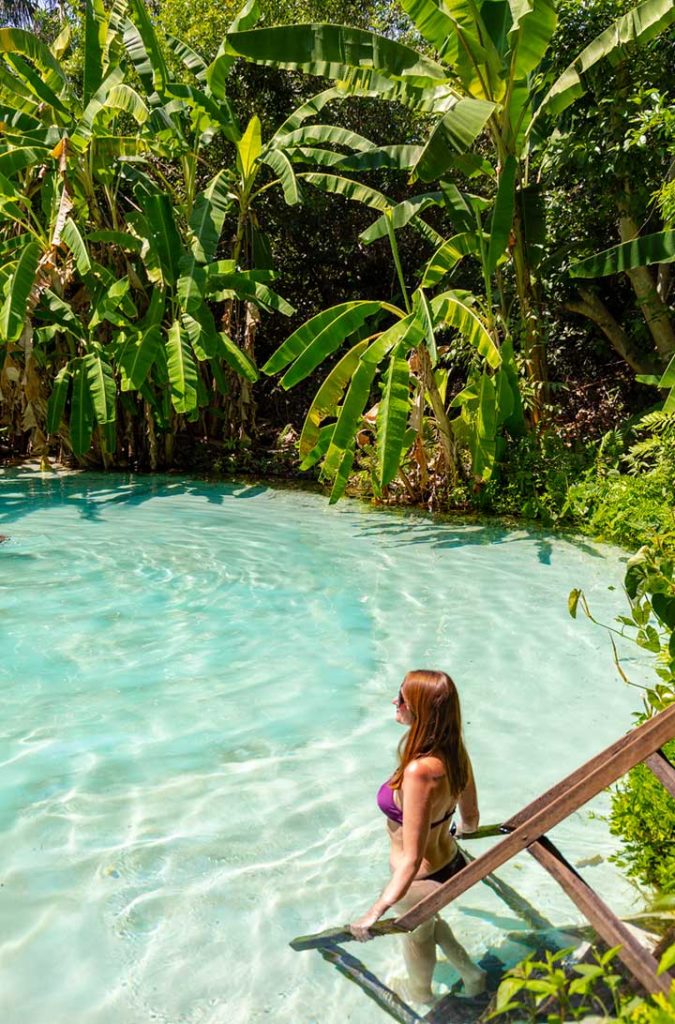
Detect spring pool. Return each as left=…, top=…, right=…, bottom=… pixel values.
left=0, top=470, right=643, bottom=1024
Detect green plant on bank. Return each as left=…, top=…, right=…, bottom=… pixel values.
left=489, top=944, right=675, bottom=1024
left=218, top=0, right=675, bottom=496
left=569, top=534, right=675, bottom=893
left=562, top=412, right=675, bottom=548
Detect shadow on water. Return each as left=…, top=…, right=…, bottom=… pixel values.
left=348, top=508, right=605, bottom=564
left=0, top=469, right=269, bottom=527
left=0, top=469, right=608, bottom=565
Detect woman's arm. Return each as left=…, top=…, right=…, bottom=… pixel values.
left=456, top=757, right=479, bottom=834
left=350, top=760, right=435, bottom=941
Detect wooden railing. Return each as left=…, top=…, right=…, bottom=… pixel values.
left=291, top=703, right=675, bottom=1023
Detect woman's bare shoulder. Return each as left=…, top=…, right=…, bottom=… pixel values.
left=404, top=755, right=445, bottom=781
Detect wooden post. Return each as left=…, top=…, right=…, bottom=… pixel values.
left=644, top=749, right=675, bottom=799
left=527, top=836, right=670, bottom=997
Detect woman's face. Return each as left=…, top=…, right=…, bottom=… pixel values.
left=393, top=683, right=414, bottom=726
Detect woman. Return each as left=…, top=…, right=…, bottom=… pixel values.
left=350, top=669, right=486, bottom=1005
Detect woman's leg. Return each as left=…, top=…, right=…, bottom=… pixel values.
left=393, top=879, right=440, bottom=1002
left=433, top=917, right=486, bottom=996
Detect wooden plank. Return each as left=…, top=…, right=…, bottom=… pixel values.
left=527, top=836, right=670, bottom=998
left=645, top=749, right=675, bottom=799
left=317, top=942, right=426, bottom=1024
left=395, top=705, right=675, bottom=931
left=291, top=919, right=404, bottom=951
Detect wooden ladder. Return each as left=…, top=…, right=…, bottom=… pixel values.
left=290, top=703, right=675, bottom=1024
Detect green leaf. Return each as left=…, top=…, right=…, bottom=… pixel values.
left=86, top=230, right=143, bottom=252
left=0, top=27, right=74, bottom=103
left=432, top=290, right=501, bottom=368
left=118, top=326, right=161, bottom=390
left=260, top=149, right=301, bottom=206
left=507, top=0, right=557, bottom=80
left=299, top=339, right=369, bottom=458
left=189, top=170, right=232, bottom=263
left=165, top=32, right=208, bottom=81
left=413, top=98, right=496, bottom=182
left=658, top=944, right=675, bottom=976
left=413, top=288, right=437, bottom=365
left=568, top=588, right=581, bottom=619
left=221, top=24, right=448, bottom=90
left=377, top=341, right=411, bottom=486
left=166, top=319, right=198, bottom=413
left=652, top=593, right=675, bottom=630
left=46, top=364, right=71, bottom=433
left=570, top=231, right=675, bottom=278
left=262, top=300, right=385, bottom=379
left=126, top=0, right=168, bottom=94
left=143, top=192, right=183, bottom=287
left=181, top=311, right=258, bottom=382
left=275, top=123, right=376, bottom=153
left=360, top=192, right=445, bottom=245
left=85, top=353, right=117, bottom=435
left=535, top=0, right=675, bottom=121
left=237, top=114, right=262, bottom=180
left=421, top=231, right=480, bottom=287
left=473, top=371, right=497, bottom=480
left=70, top=359, right=94, bottom=456
left=0, top=240, right=40, bottom=343
left=177, top=255, right=207, bottom=315
left=487, top=154, right=516, bottom=274
left=0, top=147, right=45, bottom=178
left=299, top=423, right=335, bottom=471
left=61, top=218, right=91, bottom=275
left=83, top=0, right=106, bottom=103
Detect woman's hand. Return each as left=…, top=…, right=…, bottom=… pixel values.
left=349, top=904, right=385, bottom=942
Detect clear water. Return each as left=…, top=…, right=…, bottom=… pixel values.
left=0, top=470, right=644, bottom=1024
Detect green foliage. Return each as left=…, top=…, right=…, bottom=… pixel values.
left=609, top=739, right=675, bottom=893
left=490, top=943, right=675, bottom=1024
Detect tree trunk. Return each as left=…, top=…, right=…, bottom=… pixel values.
left=565, top=287, right=659, bottom=375
left=618, top=209, right=675, bottom=361
left=417, top=346, right=458, bottom=485
left=512, top=202, right=548, bottom=421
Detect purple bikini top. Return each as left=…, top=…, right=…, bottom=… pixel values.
left=377, top=781, right=455, bottom=828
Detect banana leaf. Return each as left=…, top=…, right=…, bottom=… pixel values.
left=118, top=325, right=162, bottom=390
left=166, top=318, right=198, bottom=413
left=432, top=290, right=501, bottom=368
left=570, top=230, right=675, bottom=278
left=70, top=358, right=95, bottom=456
left=46, top=363, right=71, bottom=433
left=377, top=340, right=411, bottom=486
left=486, top=153, right=516, bottom=275
left=262, top=299, right=386, bottom=379
left=413, top=98, right=496, bottom=182
left=299, top=339, right=370, bottom=458
left=0, top=240, right=40, bottom=342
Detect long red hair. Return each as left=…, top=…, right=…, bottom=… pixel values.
left=390, top=669, right=470, bottom=796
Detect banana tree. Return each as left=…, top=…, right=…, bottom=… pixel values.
left=0, top=0, right=376, bottom=462
left=218, top=0, right=675, bottom=423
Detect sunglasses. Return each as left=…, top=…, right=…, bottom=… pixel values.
left=394, top=688, right=406, bottom=709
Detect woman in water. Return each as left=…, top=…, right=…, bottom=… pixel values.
left=350, top=669, right=486, bottom=1005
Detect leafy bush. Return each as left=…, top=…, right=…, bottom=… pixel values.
left=609, top=739, right=675, bottom=894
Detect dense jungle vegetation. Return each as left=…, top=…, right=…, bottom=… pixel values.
left=1, top=0, right=674, bottom=1008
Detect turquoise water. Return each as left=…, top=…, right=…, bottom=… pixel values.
left=0, top=470, right=643, bottom=1024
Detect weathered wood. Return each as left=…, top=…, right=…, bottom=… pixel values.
left=290, top=918, right=404, bottom=951
left=395, top=705, right=675, bottom=931
left=317, top=942, right=426, bottom=1024
left=527, top=836, right=670, bottom=998
left=645, top=749, right=675, bottom=799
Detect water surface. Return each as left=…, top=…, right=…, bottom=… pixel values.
left=0, top=471, right=642, bottom=1023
